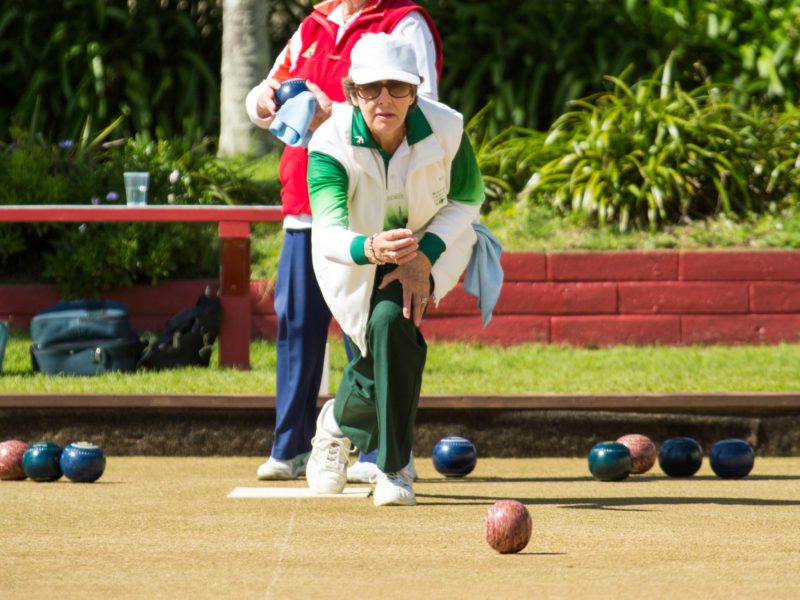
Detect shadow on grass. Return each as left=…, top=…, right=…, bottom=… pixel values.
left=14, top=480, right=128, bottom=486
left=674, top=474, right=800, bottom=481
left=418, top=474, right=800, bottom=484
left=416, top=493, right=800, bottom=509
left=418, top=476, right=596, bottom=483
left=502, top=552, right=567, bottom=557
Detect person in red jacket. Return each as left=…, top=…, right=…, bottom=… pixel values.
left=245, top=0, right=442, bottom=483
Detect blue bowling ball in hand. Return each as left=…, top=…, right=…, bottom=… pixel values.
left=433, top=436, right=477, bottom=477
left=275, top=79, right=309, bottom=109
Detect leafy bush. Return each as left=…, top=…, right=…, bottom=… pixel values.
left=477, top=62, right=800, bottom=230
left=0, top=0, right=222, bottom=141
left=3, top=0, right=798, bottom=142
left=426, top=0, right=663, bottom=133
left=628, top=0, right=800, bottom=106
left=0, top=0, right=317, bottom=142
left=0, top=128, right=279, bottom=297
left=427, top=0, right=800, bottom=134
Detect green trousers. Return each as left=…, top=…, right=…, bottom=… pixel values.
left=333, top=267, right=427, bottom=473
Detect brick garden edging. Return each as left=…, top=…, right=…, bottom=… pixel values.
left=419, top=250, right=800, bottom=345
left=3, top=250, right=800, bottom=345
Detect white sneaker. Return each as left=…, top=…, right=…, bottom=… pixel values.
left=406, top=452, right=418, bottom=481
left=307, top=435, right=352, bottom=493
left=373, top=467, right=416, bottom=507
left=306, top=400, right=352, bottom=494
left=348, top=452, right=418, bottom=483
left=347, top=460, right=379, bottom=483
left=256, top=453, right=309, bottom=481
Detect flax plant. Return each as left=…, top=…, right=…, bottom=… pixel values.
left=515, top=62, right=800, bottom=231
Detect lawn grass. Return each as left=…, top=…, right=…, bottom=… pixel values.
left=3, top=333, right=799, bottom=394
left=481, top=201, right=800, bottom=251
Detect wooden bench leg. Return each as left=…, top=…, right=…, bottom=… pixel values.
left=218, top=222, right=251, bottom=369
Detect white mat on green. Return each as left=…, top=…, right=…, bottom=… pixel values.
left=228, top=486, right=371, bottom=499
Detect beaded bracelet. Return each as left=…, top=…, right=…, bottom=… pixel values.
left=367, top=234, right=385, bottom=265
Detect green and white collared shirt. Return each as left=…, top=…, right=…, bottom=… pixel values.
left=308, top=104, right=484, bottom=266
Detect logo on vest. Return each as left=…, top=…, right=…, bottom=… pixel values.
left=302, top=41, right=317, bottom=58
left=432, top=188, right=447, bottom=206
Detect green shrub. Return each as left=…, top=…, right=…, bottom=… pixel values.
left=427, top=0, right=800, bottom=134
left=0, top=0, right=221, bottom=141
left=3, top=1, right=798, bottom=142
left=427, top=0, right=663, bottom=134
left=0, top=128, right=279, bottom=297
left=477, top=62, right=800, bottom=230
left=42, top=222, right=218, bottom=297
left=629, top=0, right=800, bottom=106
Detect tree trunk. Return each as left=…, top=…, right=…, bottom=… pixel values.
left=219, top=0, right=270, bottom=156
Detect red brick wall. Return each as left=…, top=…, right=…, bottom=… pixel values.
left=3, top=250, right=800, bottom=345
left=421, top=250, right=800, bottom=345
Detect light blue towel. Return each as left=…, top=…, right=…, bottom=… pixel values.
left=463, top=223, right=504, bottom=327
left=268, top=91, right=316, bottom=147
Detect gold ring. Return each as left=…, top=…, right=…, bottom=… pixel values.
left=421, top=297, right=429, bottom=305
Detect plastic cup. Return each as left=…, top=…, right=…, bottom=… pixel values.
left=123, top=172, right=149, bottom=206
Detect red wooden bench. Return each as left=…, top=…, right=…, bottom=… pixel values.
left=0, top=205, right=283, bottom=369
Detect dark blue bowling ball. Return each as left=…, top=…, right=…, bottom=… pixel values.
left=588, top=442, right=632, bottom=481
left=60, top=442, right=106, bottom=483
left=710, top=439, right=754, bottom=479
left=275, top=78, right=308, bottom=109
left=658, top=437, right=703, bottom=477
left=432, top=436, right=477, bottom=477
left=22, top=441, right=63, bottom=482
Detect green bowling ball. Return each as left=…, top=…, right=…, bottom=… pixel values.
left=588, top=442, right=632, bottom=481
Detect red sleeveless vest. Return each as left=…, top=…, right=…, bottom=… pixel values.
left=277, top=0, right=442, bottom=217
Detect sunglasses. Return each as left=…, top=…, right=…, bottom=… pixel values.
left=355, top=80, right=414, bottom=100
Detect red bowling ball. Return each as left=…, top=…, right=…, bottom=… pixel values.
left=485, top=500, right=532, bottom=554
left=0, top=440, right=29, bottom=480
left=616, top=434, right=657, bottom=474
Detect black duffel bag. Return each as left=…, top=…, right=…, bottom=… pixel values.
left=30, top=299, right=145, bottom=375
left=137, top=293, right=222, bottom=370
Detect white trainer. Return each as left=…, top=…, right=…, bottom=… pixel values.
left=348, top=452, right=418, bottom=483
left=373, top=467, right=416, bottom=507
left=256, top=453, right=309, bottom=481
left=306, top=400, right=352, bottom=494
left=406, top=452, right=418, bottom=481
left=347, top=459, right=379, bottom=483
left=307, top=435, right=352, bottom=493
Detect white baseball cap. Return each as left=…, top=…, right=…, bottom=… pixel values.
left=349, top=33, right=421, bottom=85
